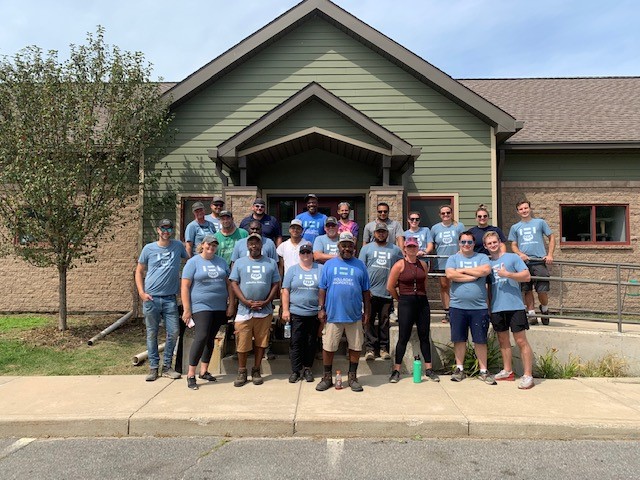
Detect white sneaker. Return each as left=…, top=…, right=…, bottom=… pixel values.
left=495, top=369, right=515, bottom=381
left=518, top=375, right=534, bottom=390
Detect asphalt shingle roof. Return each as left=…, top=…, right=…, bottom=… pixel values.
left=459, top=77, right=640, bottom=144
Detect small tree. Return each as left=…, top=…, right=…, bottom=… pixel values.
left=0, top=27, right=173, bottom=330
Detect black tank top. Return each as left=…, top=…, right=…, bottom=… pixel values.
left=397, top=259, right=427, bottom=296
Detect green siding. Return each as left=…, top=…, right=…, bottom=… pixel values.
left=503, top=152, right=640, bottom=181
left=151, top=16, right=493, bottom=226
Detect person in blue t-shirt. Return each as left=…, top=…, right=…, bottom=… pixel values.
left=181, top=235, right=235, bottom=390
left=483, top=231, right=535, bottom=390
left=430, top=205, right=465, bottom=323
left=296, top=193, right=328, bottom=244
left=281, top=242, right=323, bottom=383
left=508, top=200, right=556, bottom=325
left=312, top=216, right=340, bottom=264
left=135, top=219, right=188, bottom=382
left=445, top=231, right=495, bottom=385
left=184, top=201, right=216, bottom=258
left=316, top=232, right=370, bottom=392
left=404, top=211, right=433, bottom=264
left=358, top=223, right=403, bottom=360
left=230, top=220, right=279, bottom=264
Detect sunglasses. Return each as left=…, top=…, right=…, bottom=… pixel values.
left=459, top=240, right=474, bottom=245
left=477, top=214, right=488, bottom=219
left=299, top=251, right=313, bottom=255
left=440, top=212, right=452, bottom=216
left=377, top=210, right=389, bottom=214
left=254, top=204, right=265, bottom=208
left=159, top=227, right=173, bottom=232
left=409, top=217, right=420, bottom=221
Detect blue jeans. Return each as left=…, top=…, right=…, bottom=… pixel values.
left=143, top=296, right=179, bottom=369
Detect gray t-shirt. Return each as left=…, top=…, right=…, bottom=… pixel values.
left=230, top=236, right=278, bottom=263
left=446, top=252, right=490, bottom=310
left=313, top=234, right=339, bottom=257
left=181, top=254, right=230, bottom=312
left=229, top=255, right=280, bottom=321
left=358, top=242, right=403, bottom=298
left=138, top=240, right=188, bottom=296
left=184, top=219, right=216, bottom=249
left=362, top=219, right=404, bottom=244
left=282, top=263, right=323, bottom=316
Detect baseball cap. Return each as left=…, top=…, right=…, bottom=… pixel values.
left=304, top=194, right=318, bottom=202
left=247, top=233, right=263, bottom=242
left=290, top=219, right=303, bottom=228
left=202, top=235, right=219, bottom=244
left=299, top=242, right=313, bottom=253
left=211, top=197, right=224, bottom=205
left=374, top=222, right=388, bottom=231
left=405, top=236, right=419, bottom=247
left=158, top=219, right=174, bottom=228
left=219, top=210, right=232, bottom=217
left=253, top=198, right=266, bottom=206
left=325, top=216, right=338, bottom=226
left=338, top=232, right=356, bottom=244
left=192, top=201, right=205, bottom=212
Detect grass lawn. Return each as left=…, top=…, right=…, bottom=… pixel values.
left=0, top=314, right=149, bottom=376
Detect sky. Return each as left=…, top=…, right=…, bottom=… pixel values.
left=1, top=0, right=638, bottom=82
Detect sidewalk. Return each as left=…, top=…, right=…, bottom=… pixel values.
left=1, top=374, right=639, bottom=440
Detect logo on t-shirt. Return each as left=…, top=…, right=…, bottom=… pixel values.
left=491, top=263, right=506, bottom=284
left=332, top=266, right=355, bottom=286
left=300, top=273, right=318, bottom=287
left=247, top=265, right=266, bottom=281
left=374, top=250, right=391, bottom=267
left=440, top=231, right=454, bottom=245
left=457, top=259, right=480, bottom=269
left=519, top=226, right=537, bottom=243
left=157, top=251, right=174, bottom=268
left=204, top=265, right=221, bottom=279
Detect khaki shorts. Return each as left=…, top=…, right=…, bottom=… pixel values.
left=235, top=315, right=272, bottom=352
left=322, top=321, right=364, bottom=352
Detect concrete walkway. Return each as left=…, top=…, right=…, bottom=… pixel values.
left=1, top=374, right=639, bottom=440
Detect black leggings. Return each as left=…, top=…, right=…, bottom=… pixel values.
left=394, top=295, right=432, bottom=364
left=189, top=310, right=227, bottom=367
left=289, top=313, right=320, bottom=373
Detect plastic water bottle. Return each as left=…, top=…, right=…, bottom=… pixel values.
left=284, top=322, right=291, bottom=339
left=413, top=355, right=422, bottom=383
left=335, top=370, right=343, bottom=389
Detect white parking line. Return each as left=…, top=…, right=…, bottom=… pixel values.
left=0, top=438, right=36, bottom=460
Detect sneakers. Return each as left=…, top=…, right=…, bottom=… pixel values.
left=348, top=372, right=363, bottom=392
left=450, top=368, right=466, bottom=382
left=380, top=350, right=391, bottom=360
left=495, top=369, right=515, bottom=381
left=199, top=372, right=217, bottom=382
left=145, top=368, right=158, bottom=382
left=540, top=306, right=550, bottom=325
left=234, top=369, right=248, bottom=387
left=527, top=310, right=539, bottom=325
left=265, top=348, right=277, bottom=360
left=316, top=373, right=334, bottom=391
left=303, top=368, right=314, bottom=382
left=289, top=371, right=301, bottom=383
left=425, top=369, right=440, bottom=382
left=389, top=370, right=400, bottom=383
left=442, top=311, right=450, bottom=324
left=187, top=376, right=198, bottom=390
left=479, top=371, right=497, bottom=385
left=251, top=367, right=263, bottom=385
left=365, top=351, right=375, bottom=361
left=161, top=366, right=181, bottom=379
left=519, top=375, right=535, bottom=390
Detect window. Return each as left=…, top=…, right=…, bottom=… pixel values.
left=407, top=195, right=455, bottom=228
left=560, top=205, right=629, bottom=245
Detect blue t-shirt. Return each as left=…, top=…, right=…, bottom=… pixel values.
left=404, top=227, right=432, bottom=251
left=184, top=219, right=216, bottom=249
left=181, top=254, right=230, bottom=313
left=358, top=242, right=403, bottom=298
left=446, top=252, right=490, bottom=310
left=138, top=240, right=188, bottom=296
left=229, top=256, right=281, bottom=320
left=488, top=253, right=528, bottom=313
left=282, top=263, right=323, bottom=316
left=431, top=222, right=466, bottom=270
left=313, top=234, right=339, bottom=257
left=230, top=236, right=278, bottom=263
left=320, top=256, right=370, bottom=323
left=469, top=225, right=507, bottom=255
left=204, top=214, right=222, bottom=233
left=296, top=211, right=328, bottom=244
left=508, top=218, right=552, bottom=260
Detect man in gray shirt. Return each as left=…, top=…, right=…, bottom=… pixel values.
left=362, top=202, right=404, bottom=249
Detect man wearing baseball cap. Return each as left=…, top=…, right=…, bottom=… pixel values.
left=239, top=198, right=282, bottom=246
left=276, top=218, right=306, bottom=275
left=184, top=201, right=216, bottom=258
left=214, top=210, right=248, bottom=266
left=205, top=196, right=225, bottom=232
left=312, top=216, right=340, bottom=264
left=316, top=231, right=371, bottom=392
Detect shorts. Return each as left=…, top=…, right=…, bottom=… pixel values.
left=521, top=262, right=550, bottom=292
left=234, top=315, right=272, bottom=352
left=322, top=321, right=364, bottom=352
left=490, top=310, right=529, bottom=333
left=449, top=307, right=489, bottom=344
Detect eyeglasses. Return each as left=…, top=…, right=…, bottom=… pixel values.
left=440, top=212, right=452, bottom=216
left=377, top=210, right=389, bottom=214
left=326, top=224, right=337, bottom=228
left=159, top=227, right=173, bottom=232
left=409, top=217, right=420, bottom=221
left=299, top=251, right=312, bottom=255
left=477, top=214, right=488, bottom=219
left=254, top=204, right=265, bottom=208
left=459, top=240, right=474, bottom=245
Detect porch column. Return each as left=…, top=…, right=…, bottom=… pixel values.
left=368, top=186, right=405, bottom=227
left=223, top=186, right=261, bottom=220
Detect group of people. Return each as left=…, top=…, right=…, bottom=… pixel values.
left=135, top=193, right=554, bottom=392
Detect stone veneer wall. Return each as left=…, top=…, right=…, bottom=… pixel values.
left=223, top=187, right=260, bottom=223
left=501, top=182, right=640, bottom=314
left=0, top=201, right=139, bottom=313
left=367, top=187, right=404, bottom=227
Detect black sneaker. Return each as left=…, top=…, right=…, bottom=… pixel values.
left=303, top=368, right=314, bottom=382
left=425, top=369, right=440, bottom=382
left=251, top=367, right=264, bottom=385
left=187, top=376, right=198, bottom=390
left=540, top=306, right=550, bottom=325
left=199, top=372, right=217, bottom=382
left=289, top=371, right=301, bottom=383
left=316, top=373, right=333, bottom=391
left=265, top=348, right=277, bottom=360
left=348, top=372, right=363, bottom=392
left=389, top=370, right=400, bottom=383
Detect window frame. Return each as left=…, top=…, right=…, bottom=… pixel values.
left=406, top=194, right=458, bottom=230
left=559, top=203, right=630, bottom=246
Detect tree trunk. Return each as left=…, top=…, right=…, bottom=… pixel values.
left=58, top=265, right=68, bottom=331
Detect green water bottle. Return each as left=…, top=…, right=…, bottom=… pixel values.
left=413, top=355, right=422, bottom=383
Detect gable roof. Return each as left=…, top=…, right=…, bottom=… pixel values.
left=162, top=0, right=519, bottom=137
left=460, top=77, right=640, bottom=147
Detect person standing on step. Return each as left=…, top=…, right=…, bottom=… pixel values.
left=135, top=219, right=188, bottom=382
left=316, top=232, right=371, bottom=392
left=337, top=201, right=359, bottom=240
left=358, top=223, right=403, bottom=361
left=214, top=210, right=248, bottom=266
left=239, top=198, right=282, bottom=246
left=184, top=201, right=216, bottom=258
left=483, top=231, right=535, bottom=389
left=362, top=202, right=404, bottom=249
left=296, top=193, right=328, bottom=244
left=469, top=204, right=506, bottom=256
left=404, top=211, right=433, bottom=265
left=281, top=242, right=323, bottom=384
left=205, top=197, right=225, bottom=232
left=313, top=216, right=340, bottom=264
left=508, top=200, right=555, bottom=325
left=386, top=236, right=440, bottom=383
left=276, top=219, right=306, bottom=275
left=181, top=235, right=235, bottom=390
